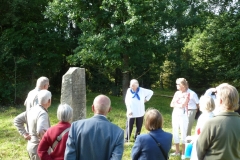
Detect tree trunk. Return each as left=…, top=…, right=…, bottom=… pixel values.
left=122, top=54, right=130, bottom=101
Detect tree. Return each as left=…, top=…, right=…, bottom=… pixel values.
left=47, top=0, right=182, bottom=98
left=159, top=0, right=207, bottom=90
left=184, top=0, right=240, bottom=90
left=0, top=0, right=76, bottom=104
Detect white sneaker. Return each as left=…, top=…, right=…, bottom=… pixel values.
left=170, top=152, right=180, bottom=156
left=181, top=155, right=186, bottom=160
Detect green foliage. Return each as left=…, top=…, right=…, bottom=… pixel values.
left=183, top=1, right=240, bottom=90
left=0, top=0, right=78, bottom=104
left=1, top=0, right=240, bottom=105
left=50, top=0, right=170, bottom=95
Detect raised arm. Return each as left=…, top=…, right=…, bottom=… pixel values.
left=144, top=88, right=153, bottom=102
left=13, top=111, right=31, bottom=140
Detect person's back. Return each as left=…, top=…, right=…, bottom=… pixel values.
left=197, top=113, right=240, bottom=160
left=37, top=104, right=73, bottom=160
left=197, top=83, right=240, bottom=160
left=132, top=130, right=172, bottom=160
left=67, top=115, right=124, bottom=160
left=131, top=109, right=172, bottom=160
left=14, top=90, right=52, bottom=160
left=64, top=95, right=124, bottom=160
left=27, top=105, right=50, bottom=144
left=24, top=76, right=49, bottom=111
left=25, top=88, right=39, bottom=111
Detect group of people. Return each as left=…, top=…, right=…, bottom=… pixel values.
left=169, top=78, right=240, bottom=160
left=13, top=77, right=240, bottom=160
left=14, top=76, right=125, bottom=160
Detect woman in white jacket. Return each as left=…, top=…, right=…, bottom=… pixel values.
left=125, top=79, right=153, bottom=142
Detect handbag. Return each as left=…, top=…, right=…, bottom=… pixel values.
left=149, top=133, right=168, bottom=160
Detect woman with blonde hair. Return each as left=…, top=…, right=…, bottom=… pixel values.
left=187, top=95, right=215, bottom=160
left=195, top=95, right=215, bottom=135
left=131, top=108, right=172, bottom=160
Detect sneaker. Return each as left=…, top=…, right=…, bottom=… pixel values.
left=181, top=155, right=186, bottom=160
left=170, top=152, right=180, bottom=156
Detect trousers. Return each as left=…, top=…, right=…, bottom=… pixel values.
left=187, top=109, right=197, bottom=136
left=125, top=116, right=144, bottom=141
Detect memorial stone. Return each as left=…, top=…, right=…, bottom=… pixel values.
left=61, top=67, right=86, bottom=121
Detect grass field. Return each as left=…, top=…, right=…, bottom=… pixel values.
left=0, top=89, right=195, bottom=160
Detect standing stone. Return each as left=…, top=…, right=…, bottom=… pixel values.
left=61, top=67, right=86, bottom=121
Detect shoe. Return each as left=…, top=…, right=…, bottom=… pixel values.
left=181, top=155, right=185, bottom=160
left=124, top=139, right=129, bottom=143
left=170, top=152, right=180, bottom=156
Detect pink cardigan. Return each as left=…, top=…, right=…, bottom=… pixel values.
left=38, top=121, right=71, bottom=160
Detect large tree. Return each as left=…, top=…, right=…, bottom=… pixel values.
left=157, top=0, right=207, bottom=90
left=183, top=0, right=240, bottom=90
left=47, top=0, right=183, bottom=98
left=0, top=0, right=76, bottom=104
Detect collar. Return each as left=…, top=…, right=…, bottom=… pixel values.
left=39, top=104, right=48, bottom=112
left=215, top=111, right=239, bottom=117
left=94, top=114, right=107, bottom=118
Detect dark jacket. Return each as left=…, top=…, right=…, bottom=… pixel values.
left=131, top=129, right=172, bottom=160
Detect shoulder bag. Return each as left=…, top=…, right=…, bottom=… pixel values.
left=49, top=127, right=70, bottom=154
left=149, top=133, right=168, bottom=160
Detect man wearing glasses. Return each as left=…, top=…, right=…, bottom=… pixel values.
left=24, top=76, right=50, bottom=111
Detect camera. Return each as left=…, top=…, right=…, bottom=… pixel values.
left=211, top=91, right=217, bottom=95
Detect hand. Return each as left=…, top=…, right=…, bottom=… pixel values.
left=127, top=112, right=133, bottom=117
left=38, top=130, right=46, bottom=139
left=23, top=133, right=31, bottom=140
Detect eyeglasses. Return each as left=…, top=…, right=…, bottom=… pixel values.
left=176, top=84, right=180, bottom=85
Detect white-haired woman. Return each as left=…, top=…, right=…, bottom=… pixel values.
left=187, top=95, right=215, bottom=160
left=38, top=104, right=73, bottom=160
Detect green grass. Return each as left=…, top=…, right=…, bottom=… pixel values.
left=0, top=89, right=195, bottom=160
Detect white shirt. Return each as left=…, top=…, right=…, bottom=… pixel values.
left=186, top=89, right=199, bottom=109
left=24, top=87, right=40, bottom=111
left=125, top=87, right=153, bottom=118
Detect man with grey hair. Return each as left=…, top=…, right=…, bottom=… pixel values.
left=14, top=90, right=52, bottom=160
left=38, top=104, right=73, bottom=160
left=24, top=76, right=50, bottom=111
left=64, top=94, right=124, bottom=160
left=196, top=83, right=240, bottom=160
left=125, top=79, right=153, bottom=142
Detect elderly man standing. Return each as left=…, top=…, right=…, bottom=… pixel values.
left=14, top=90, right=52, bottom=160
left=24, top=76, right=50, bottom=111
left=196, top=83, right=240, bottom=160
left=64, top=94, right=124, bottom=160
left=125, top=79, right=153, bottom=142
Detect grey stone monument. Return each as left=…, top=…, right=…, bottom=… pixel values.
left=61, top=67, right=86, bottom=121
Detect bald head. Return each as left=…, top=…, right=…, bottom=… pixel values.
left=92, top=95, right=111, bottom=115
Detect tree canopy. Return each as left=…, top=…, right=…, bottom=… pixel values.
left=0, top=0, right=240, bottom=104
